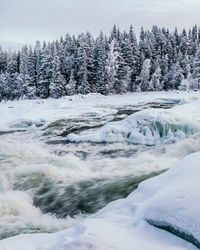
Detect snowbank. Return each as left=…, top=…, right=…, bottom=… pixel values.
left=67, top=101, right=200, bottom=145
left=1, top=152, right=200, bottom=249
left=138, top=152, right=200, bottom=248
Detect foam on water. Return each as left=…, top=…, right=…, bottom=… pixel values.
left=0, top=190, right=82, bottom=240
left=0, top=127, right=200, bottom=239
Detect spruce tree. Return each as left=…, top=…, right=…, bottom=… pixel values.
left=49, top=44, right=66, bottom=98
left=192, top=48, right=200, bottom=89
left=136, top=59, right=151, bottom=92
left=149, top=65, right=162, bottom=91
left=66, top=70, right=76, bottom=96
left=76, top=42, right=90, bottom=94
left=0, top=46, right=7, bottom=73
left=37, top=45, right=52, bottom=98
left=94, top=32, right=109, bottom=94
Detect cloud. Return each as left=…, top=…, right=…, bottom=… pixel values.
left=0, top=0, right=200, bottom=49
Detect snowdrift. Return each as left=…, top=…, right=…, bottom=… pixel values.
left=1, top=152, right=200, bottom=249
left=67, top=102, right=200, bottom=145
left=134, top=152, right=200, bottom=248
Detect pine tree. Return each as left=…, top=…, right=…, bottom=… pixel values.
left=34, top=40, right=42, bottom=94
left=121, top=37, right=134, bottom=91
left=76, top=42, right=90, bottom=94
left=37, top=45, right=52, bottom=98
left=94, top=32, right=109, bottom=94
left=136, top=59, right=151, bottom=91
left=5, top=52, right=22, bottom=100
left=104, top=40, right=117, bottom=93
left=66, top=70, right=76, bottom=95
left=19, top=45, right=36, bottom=98
left=128, top=25, right=140, bottom=89
left=149, top=65, right=162, bottom=91
left=169, top=62, right=184, bottom=89
left=113, top=40, right=129, bottom=93
left=0, top=73, right=7, bottom=100
left=62, top=34, right=76, bottom=82
left=0, top=46, right=7, bottom=73
left=192, top=48, right=200, bottom=90
left=179, top=29, right=188, bottom=55
left=49, top=44, right=66, bottom=98
left=26, top=46, right=37, bottom=98
left=85, top=32, right=95, bottom=92
left=7, top=52, right=18, bottom=74
left=139, top=27, right=152, bottom=59
left=110, top=24, right=118, bottom=42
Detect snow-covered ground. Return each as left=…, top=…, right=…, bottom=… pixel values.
left=0, top=152, right=200, bottom=250
left=1, top=91, right=200, bottom=249
left=1, top=91, right=200, bottom=130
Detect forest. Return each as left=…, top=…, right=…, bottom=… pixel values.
left=1, top=25, right=200, bottom=101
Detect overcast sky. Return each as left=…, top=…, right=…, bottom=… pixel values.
left=1, top=0, right=200, bottom=50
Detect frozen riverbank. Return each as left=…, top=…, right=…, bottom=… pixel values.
left=1, top=91, right=200, bottom=131
left=0, top=91, right=200, bottom=248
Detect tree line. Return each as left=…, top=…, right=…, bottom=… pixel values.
left=1, top=25, right=200, bottom=101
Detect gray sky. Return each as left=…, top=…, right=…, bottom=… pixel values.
left=1, top=0, right=200, bottom=50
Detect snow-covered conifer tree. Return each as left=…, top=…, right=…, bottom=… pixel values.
left=76, top=42, right=90, bottom=94
left=169, top=62, right=184, bottom=89
left=112, top=40, right=130, bottom=93
left=191, top=48, right=200, bottom=90
left=65, top=70, right=76, bottom=96
left=19, top=46, right=36, bottom=98
left=136, top=59, right=151, bottom=91
left=37, top=45, right=52, bottom=98
left=0, top=46, right=7, bottom=73
left=149, top=65, right=162, bottom=91
left=104, top=40, right=117, bottom=93
left=49, top=44, right=66, bottom=98
left=94, top=32, right=110, bottom=94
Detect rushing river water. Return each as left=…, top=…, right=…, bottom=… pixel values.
left=1, top=95, right=200, bottom=240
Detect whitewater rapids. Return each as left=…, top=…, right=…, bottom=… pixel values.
left=0, top=91, right=200, bottom=241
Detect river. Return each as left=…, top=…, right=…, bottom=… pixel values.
left=0, top=92, right=200, bottom=240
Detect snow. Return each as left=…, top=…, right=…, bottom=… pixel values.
left=137, top=152, right=200, bottom=246
left=0, top=91, right=200, bottom=131
left=66, top=100, right=200, bottom=145
left=0, top=152, right=200, bottom=249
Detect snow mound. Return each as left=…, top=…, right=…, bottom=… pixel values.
left=67, top=108, right=198, bottom=145
left=137, top=152, right=200, bottom=248
left=1, top=153, right=200, bottom=249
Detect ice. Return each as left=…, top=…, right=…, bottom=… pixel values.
left=0, top=91, right=200, bottom=131
left=66, top=102, right=200, bottom=145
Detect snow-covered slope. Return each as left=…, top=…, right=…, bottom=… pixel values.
left=1, top=152, right=200, bottom=250
left=67, top=100, right=200, bottom=145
